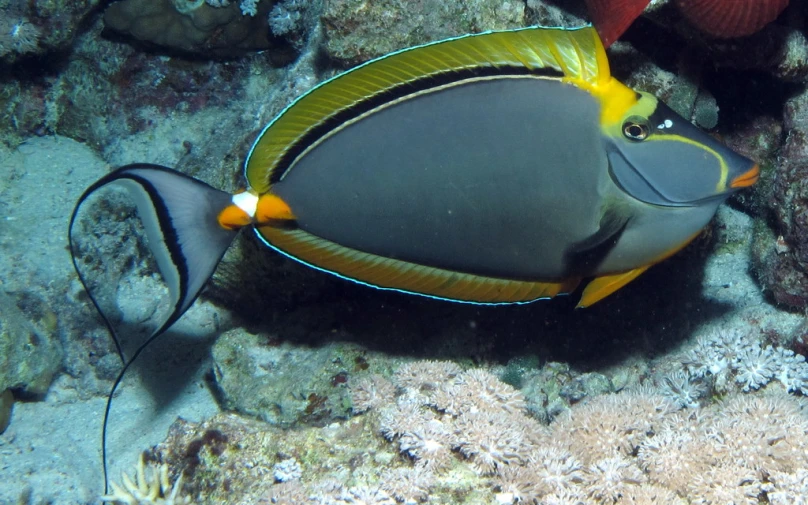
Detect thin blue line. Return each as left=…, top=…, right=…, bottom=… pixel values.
left=252, top=228, right=563, bottom=306
left=243, top=24, right=593, bottom=182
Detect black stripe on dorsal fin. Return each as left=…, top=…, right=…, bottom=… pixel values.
left=245, top=26, right=608, bottom=193
left=68, top=163, right=238, bottom=490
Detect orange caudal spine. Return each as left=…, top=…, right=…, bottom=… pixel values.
left=218, top=204, right=252, bottom=230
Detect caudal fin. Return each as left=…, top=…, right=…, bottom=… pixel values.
left=70, top=163, right=238, bottom=343
left=68, top=163, right=240, bottom=490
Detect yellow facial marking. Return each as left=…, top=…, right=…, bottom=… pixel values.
left=567, top=76, right=643, bottom=127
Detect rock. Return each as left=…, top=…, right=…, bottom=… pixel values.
left=103, top=0, right=284, bottom=58
left=755, top=87, right=808, bottom=308
left=0, top=389, right=13, bottom=433
left=0, top=290, right=62, bottom=397
left=321, top=0, right=525, bottom=66
left=211, top=328, right=360, bottom=426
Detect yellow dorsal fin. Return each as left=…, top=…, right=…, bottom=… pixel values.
left=245, top=26, right=608, bottom=193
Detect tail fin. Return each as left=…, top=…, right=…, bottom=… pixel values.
left=68, top=163, right=239, bottom=490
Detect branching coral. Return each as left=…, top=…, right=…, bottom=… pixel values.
left=393, top=360, right=461, bottom=393
left=552, top=390, right=672, bottom=463
left=585, top=456, right=646, bottom=504
left=379, top=466, right=433, bottom=503
left=101, top=454, right=193, bottom=505
left=398, top=418, right=455, bottom=471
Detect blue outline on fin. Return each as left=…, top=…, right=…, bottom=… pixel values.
left=253, top=229, right=566, bottom=306
left=243, top=24, right=594, bottom=181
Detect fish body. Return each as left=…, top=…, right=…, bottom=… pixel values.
left=235, top=26, right=757, bottom=306
left=71, top=25, right=759, bottom=333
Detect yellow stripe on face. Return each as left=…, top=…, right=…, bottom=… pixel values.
left=257, top=226, right=581, bottom=304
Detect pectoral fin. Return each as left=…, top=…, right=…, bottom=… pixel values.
left=564, top=206, right=630, bottom=277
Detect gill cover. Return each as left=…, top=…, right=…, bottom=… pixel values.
left=603, top=93, right=758, bottom=206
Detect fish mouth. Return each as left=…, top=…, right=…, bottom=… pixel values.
left=730, top=164, right=760, bottom=189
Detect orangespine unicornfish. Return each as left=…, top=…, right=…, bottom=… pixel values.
left=68, top=25, right=758, bottom=489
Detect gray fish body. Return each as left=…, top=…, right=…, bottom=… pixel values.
left=272, top=76, right=718, bottom=280
left=274, top=77, right=609, bottom=280
left=596, top=187, right=719, bottom=273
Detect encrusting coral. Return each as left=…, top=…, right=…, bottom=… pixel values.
left=346, top=359, right=808, bottom=504
left=138, top=353, right=808, bottom=504
left=101, top=454, right=193, bottom=505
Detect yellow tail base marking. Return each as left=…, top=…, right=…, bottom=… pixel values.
left=256, top=194, right=296, bottom=223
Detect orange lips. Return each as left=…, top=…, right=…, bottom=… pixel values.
left=730, top=164, right=760, bottom=189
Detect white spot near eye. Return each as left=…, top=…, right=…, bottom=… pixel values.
left=657, top=119, right=674, bottom=129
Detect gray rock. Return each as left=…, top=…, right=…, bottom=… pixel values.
left=559, top=372, right=613, bottom=403
left=0, top=388, right=12, bottom=433
left=212, top=328, right=360, bottom=426
left=0, top=290, right=62, bottom=396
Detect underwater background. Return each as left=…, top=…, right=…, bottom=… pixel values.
left=3, top=0, right=808, bottom=503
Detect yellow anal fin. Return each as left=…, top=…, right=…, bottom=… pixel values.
left=258, top=226, right=580, bottom=304
left=576, top=266, right=651, bottom=308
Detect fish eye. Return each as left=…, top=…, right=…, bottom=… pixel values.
left=622, top=120, right=649, bottom=141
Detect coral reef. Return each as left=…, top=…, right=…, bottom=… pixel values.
left=0, top=0, right=100, bottom=64
left=5, top=0, right=808, bottom=503
left=144, top=360, right=808, bottom=504
left=754, top=85, right=808, bottom=308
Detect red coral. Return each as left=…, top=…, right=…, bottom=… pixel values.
left=675, top=0, right=789, bottom=38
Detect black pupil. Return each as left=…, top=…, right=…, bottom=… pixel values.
left=627, top=124, right=644, bottom=138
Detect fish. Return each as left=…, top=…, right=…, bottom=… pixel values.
left=68, top=25, right=758, bottom=487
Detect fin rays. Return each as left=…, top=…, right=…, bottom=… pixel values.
left=256, top=226, right=579, bottom=304
left=245, top=26, right=606, bottom=193
left=68, top=164, right=240, bottom=491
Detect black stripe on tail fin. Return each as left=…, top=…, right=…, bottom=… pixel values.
left=68, top=163, right=239, bottom=491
